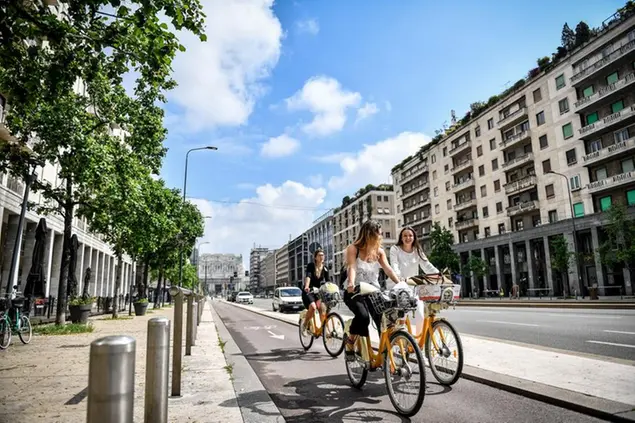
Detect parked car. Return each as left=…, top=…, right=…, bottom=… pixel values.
left=236, top=291, right=254, bottom=304
left=272, top=287, right=304, bottom=313
left=228, top=292, right=238, bottom=302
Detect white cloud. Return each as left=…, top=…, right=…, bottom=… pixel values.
left=190, top=181, right=327, bottom=267
left=260, top=134, right=300, bottom=158
left=328, top=132, right=431, bottom=193
left=355, top=102, right=379, bottom=123
left=286, top=76, right=361, bottom=137
left=312, top=152, right=352, bottom=163
left=296, top=18, right=320, bottom=35
left=168, top=0, right=283, bottom=133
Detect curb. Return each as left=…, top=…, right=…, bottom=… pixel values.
left=210, top=302, right=286, bottom=423
left=222, top=300, right=635, bottom=423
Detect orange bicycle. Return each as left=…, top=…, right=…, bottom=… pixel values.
left=405, top=271, right=464, bottom=386
left=298, top=283, right=346, bottom=357
left=344, top=282, right=426, bottom=417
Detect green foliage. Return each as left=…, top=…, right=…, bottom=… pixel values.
left=550, top=235, right=573, bottom=274
left=428, top=222, right=460, bottom=273
left=599, top=202, right=635, bottom=272
left=561, top=23, right=576, bottom=50
left=34, top=322, right=95, bottom=335
left=68, top=296, right=96, bottom=306
left=341, top=184, right=393, bottom=208
left=465, top=256, right=488, bottom=279
left=574, top=21, right=592, bottom=47
left=165, top=261, right=199, bottom=289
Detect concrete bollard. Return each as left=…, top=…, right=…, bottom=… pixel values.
left=171, top=290, right=184, bottom=397
left=197, top=299, right=203, bottom=326
left=145, top=317, right=171, bottom=423
left=191, top=302, right=198, bottom=345
left=185, top=295, right=194, bottom=355
left=87, top=336, right=136, bottom=423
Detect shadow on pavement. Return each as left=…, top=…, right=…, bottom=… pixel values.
left=242, top=347, right=339, bottom=363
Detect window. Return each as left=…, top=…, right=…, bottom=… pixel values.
left=627, top=189, right=635, bottom=206
left=443, top=147, right=447, bottom=157
left=481, top=185, right=487, bottom=197
left=431, top=154, right=436, bottom=164
left=582, top=85, right=594, bottom=98
left=570, top=175, right=581, bottom=190
left=385, top=232, right=391, bottom=239
left=383, top=195, right=388, bottom=202
left=586, top=112, right=599, bottom=125
left=478, top=165, right=485, bottom=176
left=489, top=138, right=496, bottom=150
left=573, top=202, right=584, bottom=217
left=615, top=128, right=630, bottom=142
left=539, top=134, right=548, bottom=149
left=555, top=74, right=566, bottom=89
left=492, top=158, right=498, bottom=170
left=611, top=100, right=625, bottom=114
left=433, top=170, right=437, bottom=180
left=558, top=98, right=569, bottom=114
left=566, top=148, right=577, bottom=165
left=445, top=181, right=450, bottom=191
left=533, top=88, right=542, bottom=102
left=606, top=71, right=619, bottom=85
left=477, top=145, right=483, bottom=157
left=548, top=210, right=558, bottom=223
left=475, top=126, right=481, bottom=137
left=482, top=206, right=489, bottom=217
left=622, top=158, right=634, bottom=173
left=435, top=204, right=440, bottom=214
left=444, top=164, right=449, bottom=172
left=496, top=202, right=503, bottom=213
left=542, top=159, right=552, bottom=173
left=600, top=196, right=612, bottom=211
left=589, top=139, right=602, bottom=152
left=596, top=167, right=607, bottom=180
left=494, top=179, right=501, bottom=191
left=484, top=227, right=491, bottom=237
left=447, top=199, right=452, bottom=210
left=487, top=118, right=494, bottom=130
left=536, top=111, right=545, bottom=125
left=434, top=187, right=439, bottom=197
left=545, top=184, right=555, bottom=198
left=562, top=123, right=573, bottom=139
left=498, top=223, right=505, bottom=234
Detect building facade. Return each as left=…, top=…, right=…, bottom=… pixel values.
left=261, top=251, right=276, bottom=295
left=305, top=210, right=335, bottom=278
left=333, top=186, right=398, bottom=280
left=391, top=12, right=635, bottom=297
left=287, top=234, right=309, bottom=288
left=275, top=242, right=289, bottom=286
left=249, top=246, right=270, bottom=292
left=198, top=253, right=243, bottom=294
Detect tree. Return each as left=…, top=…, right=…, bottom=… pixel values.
left=561, top=23, right=576, bottom=50
left=428, top=222, right=460, bottom=273
left=465, top=255, right=488, bottom=288
left=550, top=235, right=574, bottom=297
left=599, top=202, right=635, bottom=287
left=0, top=1, right=205, bottom=324
left=575, top=21, right=592, bottom=47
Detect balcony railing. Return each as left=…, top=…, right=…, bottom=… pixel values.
left=497, top=106, right=528, bottom=129
left=506, top=200, right=539, bottom=217
left=586, top=170, right=635, bottom=193
left=456, top=218, right=478, bottom=230
left=575, top=72, right=635, bottom=111
left=502, top=152, right=534, bottom=170
left=402, top=179, right=429, bottom=196
left=453, top=198, right=477, bottom=211
left=448, top=139, right=472, bottom=156
left=451, top=159, right=473, bottom=174
left=452, top=178, right=475, bottom=191
left=500, top=130, right=531, bottom=149
left=401, top=197, right=430, bottom=214
left=579, top=105, right=635, bottom=140
left=571, top=39, right=635, bottom=84
left=504, top=175, right=537, bottom=195
left=400, top=164, right=428, bottom=185
left=582, top=136, right=635, bottom=166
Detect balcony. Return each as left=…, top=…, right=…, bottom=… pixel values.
left=452, top=178, right=475, bottom=192
left=504, top=175, right=537, bottom=195
left=448, top=139, right=472, bottom=157
left=408, top=213, right=431, bottom=225
left=582, top=136, right=635, bottom=166
left=575, top=72, right=635, bottom=113
left=506, top=200, right=539, bottom=217
left=586, top=170, right=635, bottom=193
left=456, top=218, right=478, bottom=230
left=454, top=198, right=477, bottom=211
left=402, top=179, right=429, bottom=198
left=571, top=39, right=635, bottom=86
left=451, top=159, right=473, bottom=174
left=401, top=197, right=430, bottom=214
left=400, top=164, right=428, bottom=185
left=502, top=152, right=534, bottom=171
left=578, top=105, right=635, bottom=141
left=499, top=130, right=531, bottom=149
left=497, top=106, right=528, bottom=130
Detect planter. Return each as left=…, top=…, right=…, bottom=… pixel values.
left=133, top=301, right=149, bottom=316
left=69, top=304, right=92, bottom=324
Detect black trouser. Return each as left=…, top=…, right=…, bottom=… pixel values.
left=301, top=291, right=318, bottom=309
left=344, top=291, right=381, bottom=337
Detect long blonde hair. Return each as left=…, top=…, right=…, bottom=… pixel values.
left=352, top=220, right=382, bottom=261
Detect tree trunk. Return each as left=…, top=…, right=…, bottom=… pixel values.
left=142, top=256, right=150, bottom=300
left=55, top=180, right=74, bottom=325
left=112, top=253, right=122, bottom=319
left=154, top=267, right=164, bottom=309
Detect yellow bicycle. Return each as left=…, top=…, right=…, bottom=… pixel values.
left=298, top=282, right=346, bottom=357
left=344, top=282, right=426, bottom=417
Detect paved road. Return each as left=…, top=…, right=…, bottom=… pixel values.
left=215, top=302, right=604, bottom=423
left=251, top=298, right=635, bottom=361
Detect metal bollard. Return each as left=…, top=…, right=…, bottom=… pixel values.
left=197, top=299, right=203, bottom=326
left=87, top=336, right=136, bottom=423
left=192, top=302, right=198, bottom=345
left=145, top=317, right=171, bottom=423
left=171, top=290, right=184, bottom=397
left=185, top=295, right=194, bottom=355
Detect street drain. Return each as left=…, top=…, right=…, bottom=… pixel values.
left=59, top=344, right=88, bottom=349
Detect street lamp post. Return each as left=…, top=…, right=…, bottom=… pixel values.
left=547, top=170, right=580, bottom=298
left=178, top=146, right=217, bottom=288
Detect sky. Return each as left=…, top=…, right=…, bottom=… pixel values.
left=155, top=0, right=626, bottom=267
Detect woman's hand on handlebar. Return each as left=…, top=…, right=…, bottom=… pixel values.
left=346, top=283, right=355, bottom=293
left=304, top=286, right=310, bottom=293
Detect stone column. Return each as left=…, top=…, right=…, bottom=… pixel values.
left=19, top=221, right=37, bottom=289
left=494, top=245, right=502, bottom=291
left=590, top=227, right=605, bottom=293
left=1, top=215, right=20, bottom=290
left=481, top=248, right=489, bottom=290
left=509, top=241, right=517, bottom=286
left=525, top=239, right=536, bottom=295
left=543, top=236, right=554, bottom=296
left=48, top=233, right=64, bottom=300
left=44, top=229, right=56, bottom=298
left=77, top=243, right=86, bottom=294
left=93, top=250, right=101, bottom=297
left=564, top=232, right=582, bottom=297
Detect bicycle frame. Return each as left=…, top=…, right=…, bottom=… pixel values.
left=405, top=302, right=451, bottom=352
left=353, top=312, right=412, bottom=374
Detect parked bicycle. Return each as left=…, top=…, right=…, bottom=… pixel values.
left=298, top=282, right=346, bottom=357
left=343, top=281, right=426, bottom=417
left=0, top=286, right=33, bottom=350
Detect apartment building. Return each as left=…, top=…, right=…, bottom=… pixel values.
left=275, top=242, right=289, bottom=286
left=332, top=185, right=397, bottom=280
left=287, top=234, right=309, bottom=288
left=249, top=246, right=270, bottom=292
left=392, top=10, right=635, bottom=298
left=305, top=210, right=335, bottom=276
left=260, top=251, right=276, bottom=295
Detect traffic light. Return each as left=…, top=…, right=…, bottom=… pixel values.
left=234, top=271, right=238, bottom=277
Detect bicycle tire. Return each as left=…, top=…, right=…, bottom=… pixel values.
left=384, top=329, right=426, bottom=417
left=298, top=315, right=314, bottom=350
left=0, top=317, right=11, bottom=349
left=18, top=315, right=32, bottom=345
left=322, top=312, right=345, bottom=357
left=425, top=319, right=463, bottom=386
left=344, top=336, right=368, bottom=389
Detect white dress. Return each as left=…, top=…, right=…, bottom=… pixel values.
left=388, top=245, right=440, bottom=336
left=347, top=257, right=381, bottom=288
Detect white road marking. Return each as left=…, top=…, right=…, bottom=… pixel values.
left=603, top=330, right=635, bottom=336
left=543, top=313, right=622, bottom=319
left=457, top=310, right=622, bottom=319
left=477, top=320, right=540, bottom=327
left=268, top=330, right=285, bottom=340
left=243, top=325, right=277, bottom=330
left=587, top=340, right=635, bottom=349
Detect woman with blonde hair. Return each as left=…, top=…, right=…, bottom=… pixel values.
left=343, top=220, right=401, bottom=358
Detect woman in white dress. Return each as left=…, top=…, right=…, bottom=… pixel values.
left=389, top=226, right=442, bottom=336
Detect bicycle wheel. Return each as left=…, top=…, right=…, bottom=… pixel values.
left=18, top=315, right=32, bottom=345
left=298, top=315, right=314, bottom=350
left=344, top=336, right=368, bottom=389
left=322, top=312, right=345, bottom=357
left=425, top=319, right=463, bottom=386
left=384, top=330, right=426, bottom=417
left=0, top=317, right=11, bottom=350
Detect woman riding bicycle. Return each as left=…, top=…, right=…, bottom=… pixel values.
left=343, top=220, right=401, bottom=359
left=302, top=248, right=330, bottom=330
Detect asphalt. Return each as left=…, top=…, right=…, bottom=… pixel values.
left=214, top=301, right=607, bottom=423
left=251, top=298, right=635, bottom=361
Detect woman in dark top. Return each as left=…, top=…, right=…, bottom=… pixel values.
left=302, top=248, right=329, bottom=329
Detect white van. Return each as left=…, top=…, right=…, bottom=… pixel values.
left=272, top=286, right=304, bottom=313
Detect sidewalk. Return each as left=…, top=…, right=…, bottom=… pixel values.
left=225, top=301, right=635, bottom=420
left=456, top=296, right=635, bottom=309
left=0, top=303, right=242, bottom=423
